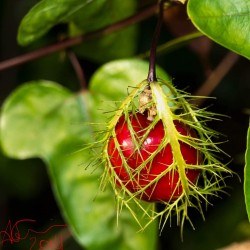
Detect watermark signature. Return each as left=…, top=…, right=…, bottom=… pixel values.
left=0, top=219, right=67, bottom=249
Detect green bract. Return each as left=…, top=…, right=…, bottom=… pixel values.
left=98, top=78, right=232, bottom=235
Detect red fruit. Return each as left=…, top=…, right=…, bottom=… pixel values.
left=107, top=113, right=201, bottom=202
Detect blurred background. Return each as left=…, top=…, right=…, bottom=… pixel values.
left=0, top=0, right=250, bottom=249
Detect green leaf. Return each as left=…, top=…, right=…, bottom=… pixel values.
left=73, top=25, right=138, bottom=63
left=70, top=0, right=136, bottom=32
left=187, top=0, right=250, bottom=59
left=244, top=121, right=250, bottom=221
left=47, top=137, right=157, bottom=250
left=0, top=81, right=72, bottom=158
left=70, top=1, right=137, bottom=63
left=18, top=0, right=137, bottom=47
left=18, top=0, right=104, bottom=45
left=0, top=81, right=157, bottom=250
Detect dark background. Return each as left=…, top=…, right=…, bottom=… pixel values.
left=0, top=1, right=250, bottom=249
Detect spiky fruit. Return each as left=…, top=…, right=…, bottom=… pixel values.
left=100, top=79, right=231, bottom=232
left=108, top=113, right=200, bottom=202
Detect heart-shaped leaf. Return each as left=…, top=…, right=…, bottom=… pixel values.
left=72, top=26, right=138, bottom=63
left=0, top=76, right=158, bottom=249
left=47, top=137, right=156, bottom=250
left=18, top=0, right=136, bottom=47
left=18, top=0, right=105, bottom=45
left=187, top=0, right=250, bottom=59
left=0, top=81, right=72, bottom=159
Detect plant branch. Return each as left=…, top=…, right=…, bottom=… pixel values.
left=147, top=0, right=166, bottom=83
left=192, top=51, right=239, bottom=106
left=0, top=3, right=158, bottom=72
left=67, top=50, right=87, bottom=91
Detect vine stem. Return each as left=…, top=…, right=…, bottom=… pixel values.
left=0, top=3, right=158, bottom=72
left=67, top=50, right=87, bottom=91
left=193, top=51, right=239, bottom=106
left=147, top=0, right=166, bottom=83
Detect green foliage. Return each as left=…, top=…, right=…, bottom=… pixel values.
left=17, top=0, right=137, bottom=62
left=1, top=82, right=72, bottom=158
left=245, top=122, right=250, bottom=221
left=188, top=0, right=250, bottom=60
left=18, top=0, right=107, bottom=45
left=72, top=26, right=137, bottom=63
left=69, top=1, right=137, bottom=62
left=1, top=0, right=250, bottom=249
left=0, top=58, right=163, bottom=250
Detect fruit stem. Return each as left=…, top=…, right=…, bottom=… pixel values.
left=147, top=0, right=165, bottom=83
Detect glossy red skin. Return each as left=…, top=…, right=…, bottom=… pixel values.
left=108, top=113, right=200, bottom=202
